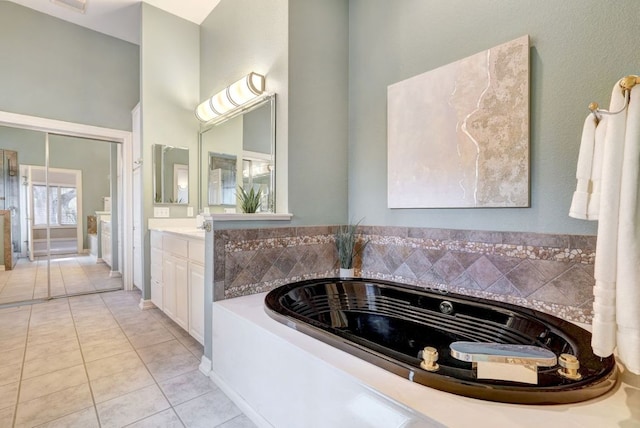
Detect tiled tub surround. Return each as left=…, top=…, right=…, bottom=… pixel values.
left=215, top=226, right=596, bottom=323
left=215, top=226, right=338, bottom=300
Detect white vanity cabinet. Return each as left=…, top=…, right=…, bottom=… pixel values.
left=150, top=231, right=164, bottom=309
left=163, top=253, right=189, bottom=329
left=187, top=238, right=205, bottom=343
left=149, top=229, right=205, bottom=344
left=101, top=220, right=112, bottom=267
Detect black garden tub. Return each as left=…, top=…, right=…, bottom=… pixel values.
left=264, top=278, right=617, bottom=405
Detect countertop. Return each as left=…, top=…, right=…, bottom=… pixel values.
left=148, top=226, right=205, bottom=240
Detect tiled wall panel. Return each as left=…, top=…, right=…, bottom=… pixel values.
left=214, top=226, right=596, bottom=323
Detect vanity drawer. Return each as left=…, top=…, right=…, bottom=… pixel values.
left=189, top=240, right=205, bottom=265
left=163, top=235, right=188, bottom=258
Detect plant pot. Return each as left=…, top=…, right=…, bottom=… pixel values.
left=339, top=268, right=354, bottom=278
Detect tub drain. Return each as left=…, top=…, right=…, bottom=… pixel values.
left=439, top=301, right=454, bottom=315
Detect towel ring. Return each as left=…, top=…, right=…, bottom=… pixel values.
left=588, top=75, right=638, bottom=125
left=589, top=83, right=635, bottom=125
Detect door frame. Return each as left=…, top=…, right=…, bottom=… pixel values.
left=0, top=110, right=134, bottom=291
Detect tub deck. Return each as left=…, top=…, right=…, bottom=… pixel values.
left=211, top=292, right=639, bottom=428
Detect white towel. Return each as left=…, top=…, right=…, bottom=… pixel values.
left=569, top=113, right=608, bottom=220
left=587, top=117, right=608, bottom=219
left=569, top=116, right=597, bottom=219
left=614, top=85, right=640, bottom=374
left=577, top=82, right=640, bottom=375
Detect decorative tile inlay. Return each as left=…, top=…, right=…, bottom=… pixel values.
left=215, top=225, right=597, bottom=323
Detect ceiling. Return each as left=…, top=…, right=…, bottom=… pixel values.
left=7, top=0, right=222, bottom=45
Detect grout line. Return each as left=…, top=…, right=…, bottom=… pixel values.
left=97, top=290, right=189, bottom=427
left=7, top=255, right=115, bottom=426
left=5, top=283, right=220, bottom=427
left=67, top=295, right=103, bottom=428
left=17, top=296, right=101, bottom=427
left=11, top=302, right=32, bottom=428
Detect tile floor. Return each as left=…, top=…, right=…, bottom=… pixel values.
left=0, top=255, right=123, bottom=305
left=0, top=289, right=257, bottom=427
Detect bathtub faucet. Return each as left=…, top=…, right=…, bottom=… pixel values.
left=449, top=341, right=561, bottom=384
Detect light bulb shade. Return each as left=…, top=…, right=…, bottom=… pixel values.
left=227, top=72, right=265, bottom=106
left=210, top=90, right=237, bottom=115
left=195, top=100, right=217, bottom=122
left=195, top=72, right=266, bottom=123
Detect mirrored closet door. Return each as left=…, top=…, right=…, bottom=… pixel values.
left=0, top=125, right=123, bottom=306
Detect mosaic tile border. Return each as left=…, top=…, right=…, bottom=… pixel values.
left=360, top=227, right=596, bottom=264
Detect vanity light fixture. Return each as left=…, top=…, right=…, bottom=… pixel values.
left=195, top=72, right=266, bottom=123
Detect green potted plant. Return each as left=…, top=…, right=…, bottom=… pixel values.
left=335, top=220, right=369, bottom=278
left=237, top=186, right=262, bottom=213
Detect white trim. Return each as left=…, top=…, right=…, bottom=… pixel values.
left=0, top=110, right=134, bottom=291
left=209, top=372, right=271, bottom=428
left=138, top=298, right=155, bottom=310
left=199, top=355, right=212, bottom=376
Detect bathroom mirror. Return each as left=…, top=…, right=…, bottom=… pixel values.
left=153, top=144, right=189, bottom=204
left=199, top=95, right=275, bottom=213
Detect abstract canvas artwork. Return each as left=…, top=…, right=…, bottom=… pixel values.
left=387, top=35, right=530, bottom=208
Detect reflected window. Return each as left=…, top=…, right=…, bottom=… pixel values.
left=33, top=185, right=77, bottom=226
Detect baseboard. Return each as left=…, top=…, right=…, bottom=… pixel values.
left=199, top=355, right=212, bottom=376
left=138, top=298, right=155, bottom=310
left=109, top=271, right=122, bottom=278
left=209, top=371, right=271, bottom=428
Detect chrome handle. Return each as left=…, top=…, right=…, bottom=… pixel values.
left=450, top=341, right=557, bottom=367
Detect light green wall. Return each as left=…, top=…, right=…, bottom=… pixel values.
left=140, top=3, right=200, bottom=298
left=0, top=127, right=45, bottom=164
left=288, top=0, right=349, bottom=225
left=0, top=1, right=139, bottom=130
left=348, top=0, right=640, bottom=235
left=243, top=105, right=271, bottom=155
